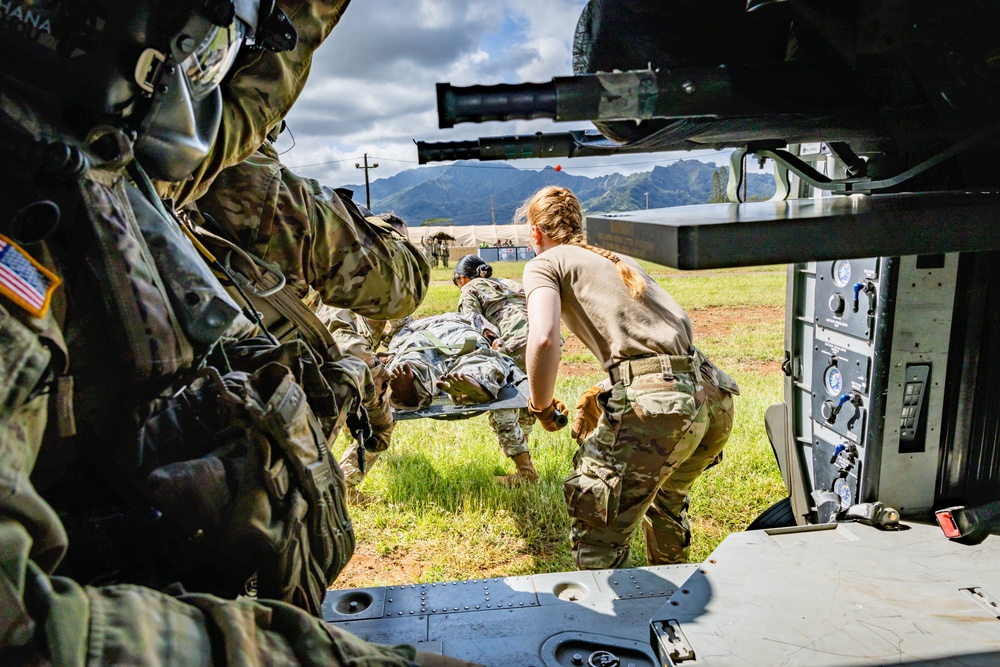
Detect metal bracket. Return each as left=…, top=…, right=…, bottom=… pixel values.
left=650, top=619, right=696, bottom=665
left=134, top=48, right=167, bottom=94
left=727, top=149, right=747, bottom=203
left=223, top=249, right=287, bottom=297
left=751, top=118, right=1000, bottom=194
left=962, top=587, right=1000, bottom=620
left=770, top=155, right=791, bottom=202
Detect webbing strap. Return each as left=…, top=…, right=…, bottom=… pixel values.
left=409, top=331, right=479, bottom=356
left=194, top=228, right=336, bottom=356
left=609, top=354, right=696, bottom=386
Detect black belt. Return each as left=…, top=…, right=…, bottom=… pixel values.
left=609, top=354, right=696, bottom=385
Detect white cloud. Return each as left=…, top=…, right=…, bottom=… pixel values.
left=278, top=0, right=734, bottom=190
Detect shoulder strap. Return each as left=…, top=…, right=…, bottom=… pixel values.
left=194, top=228, right=337, bottom=359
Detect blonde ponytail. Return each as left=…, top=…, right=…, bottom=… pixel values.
left=517, top=185, right=647, bottom=299
left=571, top=241, right=647, bottom=298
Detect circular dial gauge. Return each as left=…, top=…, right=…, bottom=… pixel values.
left=833, top=259, right=852, bottom=287
left=824, top=366, right=844, bottom=396
left=834, top=477, right=853, bottom=509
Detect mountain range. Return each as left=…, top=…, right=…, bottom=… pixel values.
left=342, top=159, right=776, bottom=226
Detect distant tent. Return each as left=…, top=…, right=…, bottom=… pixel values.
left=410, top=225, right=531, bottom=247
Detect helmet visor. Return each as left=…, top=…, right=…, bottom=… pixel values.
left=182, top=19, right=246, bottom=101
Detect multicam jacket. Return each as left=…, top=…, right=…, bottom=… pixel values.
left=195, top=143, right=430, bottom=321
left=155, top=0, right=356, bottom=208
left=0, top=0, right=415, bottom=663
left=458, top=277, right=530, bottom=354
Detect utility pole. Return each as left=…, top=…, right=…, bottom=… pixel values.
left=490, top=194, right=496, bottom=225
left=645, top=192, right=649, bottom=209
left=355, top=153, right=379, bottom=210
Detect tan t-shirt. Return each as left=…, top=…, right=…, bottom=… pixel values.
left=522, top=244, right=694, bottom=369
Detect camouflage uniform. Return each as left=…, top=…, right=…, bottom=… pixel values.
left=196, top=142, right=429, bottom=321
left=458, top=277, right=534, bottom=458
left=193, top=144, right=430, bottom=487
left=364, top=314, right=414, bottom=351
left=335, top=313, right=413, bottom=486
left=424, top=238, right=438, bottom=268
left=567, top=352, right=739, bottom=568
left=156, top=0, right=356, bottom=207
left=0, top=0, right=427, bottom=661
left=0, top=128, right=414, bottom=666
left=386, top=313, right=522, bottom=413
left=316, top=306, right=396, bottom=487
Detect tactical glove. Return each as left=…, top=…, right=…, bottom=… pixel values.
left=528, top=397, right=568, bottom=432
left=572, top=384, right=605, bottom=443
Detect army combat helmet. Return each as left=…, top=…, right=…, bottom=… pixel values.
left=0, top=0, right=296, bottom=179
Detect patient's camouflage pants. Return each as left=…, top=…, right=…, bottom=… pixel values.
left=387, top=316, right=516, bottom=410
left=565, top=356, right=737, bottom=569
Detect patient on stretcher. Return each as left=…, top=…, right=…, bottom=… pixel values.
left=381, top=313, right=524, bottom=410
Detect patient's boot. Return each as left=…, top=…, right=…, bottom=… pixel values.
left=496, top=451, right=538, bottom=485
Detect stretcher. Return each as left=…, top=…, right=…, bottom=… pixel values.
left=391, top=376, right=529, bottom=421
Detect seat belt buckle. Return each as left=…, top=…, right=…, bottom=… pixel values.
left=935, top=507, right=963, bottom=539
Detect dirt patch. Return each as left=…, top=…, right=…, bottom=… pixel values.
left=558, top=305, right=784, bottom=378
left=559, top=334, right=602, bottom=379
left=692, top=305, right=784, bottom=374
left=333, top=544, right=427, bottom=589
left=332, top=543, right=537, bottom=589
left=688, top=306, right=785, bottom=373
left=690, top=305, right=784, bottom=339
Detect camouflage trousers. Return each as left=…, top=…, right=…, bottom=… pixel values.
left=338, top=361, right=395, bottom=487
left=390, top=347, right=512, bottom=410
left=340, top=401, right=393, bottom=486
left=488, top=408, right=534, bottom=458
left=487, top=347, right=534, bottom=458
left=565, top=357, right=736, bottom=569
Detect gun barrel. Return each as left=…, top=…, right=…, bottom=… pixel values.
left=437, top=81, right=559, bottom=128
left=415, top=140, right=482, bottom=163
left=417, top=133, right=580, bottom=164
left=437, top=64, right=843, bottom=129
left=437, top=70, right=733, bottom=128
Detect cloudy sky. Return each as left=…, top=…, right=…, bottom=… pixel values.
left=276, top=0, right=733, bottom=187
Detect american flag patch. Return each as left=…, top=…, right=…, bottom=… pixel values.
left=0, top=233, right=61, bottom=319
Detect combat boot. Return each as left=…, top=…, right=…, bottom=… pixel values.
left=496, top=451, right=539, bottom=485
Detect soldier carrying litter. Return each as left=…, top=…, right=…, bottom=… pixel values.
left=0, top=1, right=476, bottom=664
left=192, top=144, right=430, bottom=503
left=520, top=186, right=740, bottom=569
left=453, top=254, right=539, bottom=484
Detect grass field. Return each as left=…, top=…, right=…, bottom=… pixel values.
left=331, top=260, right=788, bottom=588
